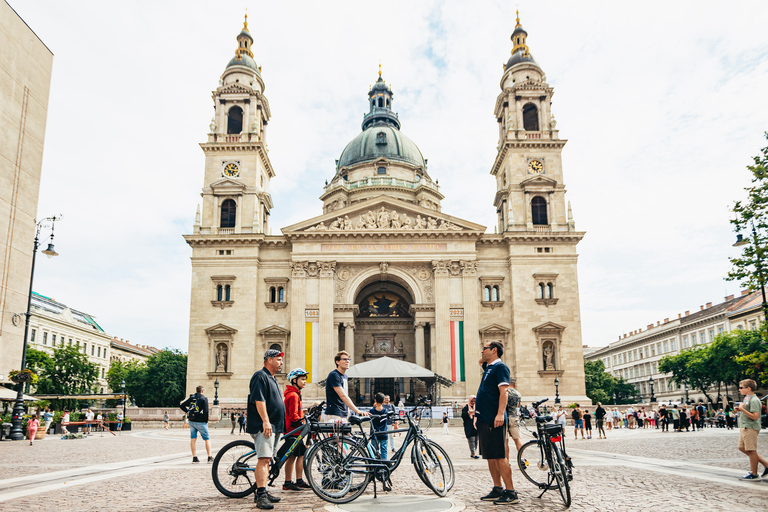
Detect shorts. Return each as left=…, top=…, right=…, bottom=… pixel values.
left=739, top=427, right=759, bottom=451
left=189, top=421, right=210, bottom=440
left=507, top=417, right=521, bottom=440
left=574, top=419, right=584, bottom=429
left=477, top=420, right=507, bottom=460
left=252, top=427, right=281, bottom=459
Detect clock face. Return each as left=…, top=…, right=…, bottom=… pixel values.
left=223, top=163, right=239, bottom=177
left=378, top=340, right=391, bottom=352
left=528, top=159, right=544, bottom=174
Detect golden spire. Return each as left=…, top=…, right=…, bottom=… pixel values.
left=244, top=10, right=249, bottom=31
left=511, top=9, right=529, bottom=57
left=378, top=62, right=382, bottom=78
left=515, top=9, right=521, bottom=28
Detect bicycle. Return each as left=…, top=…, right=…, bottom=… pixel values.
left=411, top=398, right=432, bottom=431
left=516, top=398, right=573, bottom=507
left=303, top=396, right=454, bottom=504
left=211, top=401, right=342, bottom=498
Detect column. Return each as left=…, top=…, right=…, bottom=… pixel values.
left=345, top=322, right=355, bottom=364
left=289, top=261, right=307, bottom=371
left=461, top=260, right=481, bottom=395
left=432, top=260, right=451, bottom=378
left=414, top=322, right=425, bottom=368
left=318, top=261, right=336, bottom=379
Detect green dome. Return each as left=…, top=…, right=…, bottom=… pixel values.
left=226, top=53, right=259, bottom=73
left=337, top=125, right=426, bottom=170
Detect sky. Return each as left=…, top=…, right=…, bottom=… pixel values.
left=9, top=0, right=768, bottom=353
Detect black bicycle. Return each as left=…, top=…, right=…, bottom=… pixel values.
left=516, top=398, right=573, bottom=507
left=212, top=401, right=341, bottom=498
left=303, top=396, right=454, bottom=504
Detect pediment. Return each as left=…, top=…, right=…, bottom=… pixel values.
left=520, top=174, right=558, bottom=189
left=259, top=325, right=290, bottom=336
left=282, top=196, right=486, bottom=235
left=479, top=323, right=511, bottom=335
left=210, top=177, right=247, bottom=192
left=205, top=323, right=238, bottom=335
left=219, top=83, right=253, bottom=95
left=532, top=321, right=565, bottom=333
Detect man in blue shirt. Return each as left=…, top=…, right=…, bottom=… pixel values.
left=476, top=341, right=518, bottom=504
left=325, top=351, right=368, bottom=420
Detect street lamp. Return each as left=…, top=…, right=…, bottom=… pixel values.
left=9, top=216, right=61, bottom=441
left=684, top=383, right=690, bottom=405
left=612, top=392, right=617, bottom=405
left=649, top=376, right=656, bottom=403
left=121, top=379, right=126, bottom=419
left=554, top=377, right=560, bottom=404
left=734, top=222, right=768, bottom=322
left=213, top=379, right=220, bottom=406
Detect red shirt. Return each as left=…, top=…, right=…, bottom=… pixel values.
left=284, top=385, right=304, bottom=433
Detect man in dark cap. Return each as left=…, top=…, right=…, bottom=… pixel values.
left=247, top=349, right=285, bottom=509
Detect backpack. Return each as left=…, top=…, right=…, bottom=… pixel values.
left=571, top=409, right=580, bottom=420
left=183, top=394, right=205, bottom=422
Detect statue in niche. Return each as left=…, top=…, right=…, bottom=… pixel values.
left=543, top=343, right=555, bottom=371
left=356, top=215, right=366, bottom=230
left=216, top=343, right=228, bottom=372
left=414, top=215, right=425, bottom=229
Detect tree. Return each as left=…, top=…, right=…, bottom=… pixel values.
left=106, top=349, right=187, bottom=407
left=728, top=132, right=768, bottom=304
left=36, top=345, right=98, bottom=410
left=584, top=359, right=614, bottom=404
left=612, top=379, right=636, bottom=405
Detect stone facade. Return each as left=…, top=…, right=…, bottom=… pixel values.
left=585, top=290, right=762, bottom=404
left=0, top=2, right=53, bottom=384
left=184, top=15, right=588, bottom=405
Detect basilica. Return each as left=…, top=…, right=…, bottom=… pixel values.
left=184, top=13, right=588, bottom=405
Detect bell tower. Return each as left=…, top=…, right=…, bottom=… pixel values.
left=195, top=14, right=275, bottom=236
left=490, top=11, right=574, bottom=234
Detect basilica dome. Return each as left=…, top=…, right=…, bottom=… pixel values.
left=337, top=125, right=426, bottom=170
left=226, top=53, right=259, bottom=73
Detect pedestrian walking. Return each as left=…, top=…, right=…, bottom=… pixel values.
left=572, top=405, right=585, bottom=440
left=238, top=412, right=246, bottom=434
left=27, top=413, right=40, bottom=445
left=115, top=411, right=123, bottom=433
left=325, top=351, right=368, bottom=421
left=230, top=410, right=237, bottom=434
left=659, top=404, right=668, bottom=432
left=164, top=411, right=170, bottom=430
left=594, top=402, right=607, bottom=439
left=85, top=408, right=95, bottom=434
left=476, top=341, right=518, bottom=504
left=736, top=379, right=768, bottom=480
left=554, top=406, right=567, bottom=437
left=180, top=385, right=212, bottom=463
left=442, top=412, right=449, bottom=434
left=42, top=408, right=54, bottom=434
left=461, top=395, right=479, bottom=459
left=583, top=409, right=593, bottom=438
left=283, top=367, right=310, bottom=491
left=247, top=349, right=285, bottom=509
left=383, top=395, right=398, bottom=452
left=670, top=404, right=680, bottom=431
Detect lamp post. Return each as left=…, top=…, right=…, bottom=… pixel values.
left=554, top=377, right=560, bottom=405
left=9, top=216, right=60, bottom=441
left=612, top=392, right=617, bottom=406
left=121, top=379, right=126, bottom=419
left=734, top=222, right=768, bottom=322
left=649, top=376, right=656, bottom=403
left=213, top=379, right=220, bottom=406
left=685, top=384, right=690, bottom=405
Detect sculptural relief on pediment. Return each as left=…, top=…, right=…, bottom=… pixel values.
left=305, top=206, right=463, bottom=232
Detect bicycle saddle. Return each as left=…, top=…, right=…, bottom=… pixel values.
left=349, top=415, right=371, bottom=426
left=535, top=415, right=554, bottom=423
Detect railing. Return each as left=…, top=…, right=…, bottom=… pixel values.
left=533, top=225, right=551, bottom=233
left=526, top=132, right=541, bottom=139
left=217, top=227, right=235, bottom=234
left=224, top=135, right=240, bottom=142
left=329, top=176, right=439, bottom=192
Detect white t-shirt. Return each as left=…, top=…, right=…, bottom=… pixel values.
left=63, top=413, right=70, bottom=423
left=86, top=411, right=94, bottom=421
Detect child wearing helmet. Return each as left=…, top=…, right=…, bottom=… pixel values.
left=282, top=368, right=309, bottom=490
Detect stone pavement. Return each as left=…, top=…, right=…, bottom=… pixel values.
left=0, top=424, right=767, bottom=511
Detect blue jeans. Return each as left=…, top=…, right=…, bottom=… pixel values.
left=371, top=436, right=388, bottom=460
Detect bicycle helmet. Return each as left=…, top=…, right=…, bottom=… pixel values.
left=287, top=367, right=308, bottom=382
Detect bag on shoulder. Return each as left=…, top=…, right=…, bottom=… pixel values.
left=183, top=394, right=205, bottom=422
left=571, top=409, right=580, bottom=420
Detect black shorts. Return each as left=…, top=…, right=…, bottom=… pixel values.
left=477, top=420, right=506, bottom=460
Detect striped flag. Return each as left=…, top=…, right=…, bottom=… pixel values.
left=450, top=320, right=465, bottom=382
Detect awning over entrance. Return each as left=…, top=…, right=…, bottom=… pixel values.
left=0, top=387, right=38, bottom=401
left=346, top=356, right=453, bottom=386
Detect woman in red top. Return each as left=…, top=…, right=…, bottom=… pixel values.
left=283, top=368, right=309, bottom=491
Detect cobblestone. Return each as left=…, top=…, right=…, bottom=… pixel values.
left=0, top=425, right=766, bottom=511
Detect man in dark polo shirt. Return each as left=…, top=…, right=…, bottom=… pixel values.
left=247, top=349, right=286, bottom=509
left=476, top=341, right=518, bottom=505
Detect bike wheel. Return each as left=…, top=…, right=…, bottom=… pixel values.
left=552, top=444, right=571, bottom=507
left=304, top=435, right=371, bottom=504
left=414, top=439, right=454, bottom=496
left=415, top=406, right=432, bottom=431
left=211, top=439, right=258, bottom=498
left=517, top=440, right=556, bottom=490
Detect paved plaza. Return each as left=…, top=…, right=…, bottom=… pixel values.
left=0, top=424, right=766, bottom=511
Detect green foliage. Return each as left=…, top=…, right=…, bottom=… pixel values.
left=583, top=359, right=637, bottom=404
left=25, top=347, right=53, bottom=375
left=106, top=349, right=187, bottom=407
left=729, top=133, right=768, bottom=294
left=35, top=345, right=99, bottom=410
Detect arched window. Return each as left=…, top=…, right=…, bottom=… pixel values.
left=492, top=286, right=499, bottom=301
left=269, top=343, right=282, bottom=352
left=386, top=99, right=390, bottom=107
left=220, top=199, right=236, bottom=228
left=522, top=103, right=539, bottom=131
left=227, top=106, right=243, bottom=134
left=378, top=97, right=384, bottom=107
left=270, top=287, right=276, bottom=303
left=225, top=284, right=231, bottom=301
left=484, top=286, right=491, bottom=301
left=538, top=283, right=545, bottom=299
left=531, top=196, right=548, bottom=225
left=217, top=285, right=223, bottom=301
left=546, top=283, right=553, bottom=299
left=278, top=287, right=284, bottom=303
